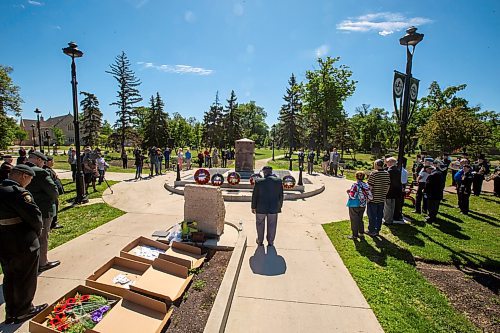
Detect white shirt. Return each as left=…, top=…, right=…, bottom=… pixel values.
left=401, top=167, right=408, bottom=184
left=418, top=169, right=429, bottom=183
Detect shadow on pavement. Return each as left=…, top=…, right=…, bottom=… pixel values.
left=249, top=246, right=287, bottom=276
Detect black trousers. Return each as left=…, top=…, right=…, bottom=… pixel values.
left=427, top=199, right=440, bottom=221
left=451, top=170, right=458, bottom=186
left=393, top=186, right=404, bottom=221
left=472, top=174, right=484, bottom=196
left=458, top=191, right=470, bottom=213
left=0, top=249, right=39, bottom=318
left=70, top=163, right=77, bottom=182
left=122, top=158, right=128, bottom=168
left=415, top=183, right=427, bottom=213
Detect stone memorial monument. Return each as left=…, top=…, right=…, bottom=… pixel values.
left=184, top=184, right=225, bottom=236
left=235, top=138, right=255, bottom=178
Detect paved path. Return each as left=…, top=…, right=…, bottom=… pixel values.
left=0, top=169, right=383, bottom=333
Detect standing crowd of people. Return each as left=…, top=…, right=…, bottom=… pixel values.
left=345, top=152, right=496, bottom=240
left=1, top=149, right=67, bottom=324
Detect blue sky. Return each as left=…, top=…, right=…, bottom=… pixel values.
left=1, top=0, right=499, bottom=126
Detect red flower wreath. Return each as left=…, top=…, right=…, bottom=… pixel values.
left=249, top=173, right=262, bottom=186
left=282, top=175, right=296, bottom=189
left=194, top=169, right=210, bottom=185
left=227, top=172, right=241, bottom=186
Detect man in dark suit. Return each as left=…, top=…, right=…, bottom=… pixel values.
left=25, top=151, right=60, bottom=273
left=251, top=166, right=284, bottom=246
left=424, top=166, right=443, bottom=223
left=0, top=164, right=48, bottom=324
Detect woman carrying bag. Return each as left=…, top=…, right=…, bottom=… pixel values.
left=346, top=171, right=372, bottom=240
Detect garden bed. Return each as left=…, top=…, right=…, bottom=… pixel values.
left=166, top=249, right=232, bottom=333
left=417, top=261, right=499, bottom=333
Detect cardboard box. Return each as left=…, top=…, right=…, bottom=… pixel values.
left=120, top=236, right=169, bottom=264
left=130, top=258, right=193, bottom=303
left=158, top=241, right=206, bottom=269
left=86, top=257, right=150, bottom=297
left=121, top=237, right=206, bottom=269
left=30, top=285, right=172, bottom=333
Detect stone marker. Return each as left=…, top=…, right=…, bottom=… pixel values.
left=235, top=138, right=255, bottom=178
left=184, top=184, right=225, bottom=236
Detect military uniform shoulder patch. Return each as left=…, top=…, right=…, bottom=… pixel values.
left=22, top=192, right=32, bottom=203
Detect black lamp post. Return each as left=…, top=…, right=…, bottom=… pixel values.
left=397, top=26, right=424, bottom=171
left=34, top=108, right=43, bottom=153
left=271, top=125, right=276, bottom=161
left=31, top=124, right=36, bottom=149
left=63, top=41, right=87, bottom=204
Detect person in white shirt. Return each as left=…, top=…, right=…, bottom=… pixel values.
left=96, top=154, right=109, bottom=185
left=415, top=158, right=433, bottom=214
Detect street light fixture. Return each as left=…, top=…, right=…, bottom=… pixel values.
left=62, top=41, right=87, bottom=204
left=34, top=108, right=43, bottom=153
left=30, top=124, right=36, bottom=149
left=397, top=26, right=424, bottom=171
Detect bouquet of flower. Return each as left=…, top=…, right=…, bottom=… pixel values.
left=45, top=293, right=116, bottom=332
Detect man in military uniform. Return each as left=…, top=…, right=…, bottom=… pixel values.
left=25, top=151, right=60, bottom=272
left=0, top=164, right=48, bottom=324
left=0, top=154, right=14, bottom=181
left=251, top=166, right=284, bottom=246
left=44, top=156, right=64, bottom=230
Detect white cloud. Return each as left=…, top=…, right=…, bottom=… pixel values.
left=137, top=62, right=214, bottom=76
left=28, top=0, right=43, bottom=5
left=53, top=25, right=61, bottom=30
left=233, top=3, right=244, bottom=16
left=184, top=11, right=196, bottom=23
left=135, top=0, right=149, bottom=8
left=337, top=12, right=431, bottom=36
left=315, top=44, right=329, bottom=57
left=246, top=44, right=255, bottom=54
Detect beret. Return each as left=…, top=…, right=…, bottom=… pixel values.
left=12, top=164, right=36, bottom=177
left=29, top=150, right=48, bottom=161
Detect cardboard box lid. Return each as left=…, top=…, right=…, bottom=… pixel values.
left=158, top=241, right=206, bottom=269
left=130, top=258, right=193, bottom=303
left=120, top=236, right=170, bottom=264
left=86, top=257, right=151, bottom=297
left=91, top=290, right=172, bottom=333
left=29, top=285, right=121, bottom=333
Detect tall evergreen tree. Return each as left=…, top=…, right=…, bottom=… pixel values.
left=202, top=91, right=224, bottom=148
left=106, top=51, right=142, bottom=154
left=224, top=90, right=241, bottom=148
left=278, top=73, right=303, bottom=154
left=80, top=91, right=102, bottom=147
left=143, top=93, right=169, bottom=148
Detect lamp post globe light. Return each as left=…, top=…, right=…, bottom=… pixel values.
left=397, top=26, right=424, bottom=171
left=62, top=41, right=87, bottom=204
left=34, top=108, right=43, bottom=153
left=30, top=124, right=36, bottom=149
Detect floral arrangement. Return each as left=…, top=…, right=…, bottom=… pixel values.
left=194, top=168, right=210, bottom=185
left=45, top=293, right=116, bottom=332
left=282, top=175, right=296, bottom=189
left=249, top=173, right=262, bottom=186
left=227, top=172, right=241, bottom=185
left=211, top=173, right=224, bottom=186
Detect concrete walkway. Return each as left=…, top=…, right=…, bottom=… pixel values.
left=0, top=169, right=383, bottom=333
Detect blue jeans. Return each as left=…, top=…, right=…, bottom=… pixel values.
left=367, top=202, right=384, bottom=234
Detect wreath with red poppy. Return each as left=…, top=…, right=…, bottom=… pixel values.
left=249, top=173, right=262, bottom=186
left=282, top=175, right=296, bottom=189
left=194, top=168, right=210, bottom=185
left=227, top=172, right=241, bottom=185
left=211, top=173, right=224, bottom=186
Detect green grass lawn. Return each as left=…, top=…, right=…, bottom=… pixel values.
left=323, top=193, right=500, bottom=333
left=51, top=179, right=125, bottom=249
left=0, top=179, right=124, bottom=274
